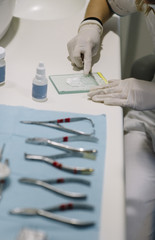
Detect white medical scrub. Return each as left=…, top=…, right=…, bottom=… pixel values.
left=107, top=0, right=155, bottom=239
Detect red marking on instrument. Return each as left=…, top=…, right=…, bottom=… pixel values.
left=53, top=161, right=62, bottom=169
left=68, top=203, right=73, bottom=209
left=63, top=136, right=68, bottom=142
left=57, top=119, right=63, bottom=123
left=57, top=178, right=64, bottom=183
left=60, top=203, right=73, bottom=211
left=73, top=169, right=77, bottom=174
left=65, top=118, right=70, bottom=122
left=60, top=204, right=67, bottom=210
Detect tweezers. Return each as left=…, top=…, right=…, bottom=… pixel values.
left=25, top=153, right=94, bottom=175
left=19, top=178, right=87, bottom=199
left=20, top=117, right=95, bottom=136
left=10, top=202, right=95, bottom=227
left=25, top=138, right=97, bottom=160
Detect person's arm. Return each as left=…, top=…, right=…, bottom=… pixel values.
left=84, top=0, right=113, bottom=23
left=67, top=0, right=113, bottom=75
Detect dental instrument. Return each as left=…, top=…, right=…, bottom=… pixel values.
left=25, top=153, right=94, bottom=175
left=10, top=203, right=95, bottom=227
left=0, top=144, right=10, bottom=180
left=39, top=202, right=94, bottom=212
left=26, top=135, right=98, bottom=143
left=19, top=178, right=87, bottom=199
left=20, top=117, right=95, bottom=136
left=25, top=138, right=97, bottom=160
left=39, top=177, right=91, bottom=185
left=0, top=144, right=10, bottom=200
left=0, top=158, right=9, bottom=200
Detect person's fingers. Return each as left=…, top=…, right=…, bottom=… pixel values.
left=72, top=47, right=84, bottom=68
left=83, top=47, right=92, bottom=75
left=90, top=92, right=127, bottom=100
left=89, top=80, right=120, bottom=92
left=88, top=87, right=125, bottom=98
left=88, top=89, right=106, bottom=98
left=92, top=95, right=127, bottom=107
left=101, top=87, right=122, bottom=94
left=103, top=98, right=127, bottom=107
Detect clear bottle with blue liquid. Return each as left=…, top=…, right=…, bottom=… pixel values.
left=0, top=47, right=6, bottom=85
left=32, top=62, right=48, bottom=102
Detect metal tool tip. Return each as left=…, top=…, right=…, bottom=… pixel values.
left=20, top=121, right=31, bottom=124
left=25, top=138, right=32, bottom=143
left=9, top=209, right=17, bottom=214
left=83, top=152, right=97, bottom=160
left=18, top=178, right=25, bottom=183
left=82, top=168, right=94, bottom=175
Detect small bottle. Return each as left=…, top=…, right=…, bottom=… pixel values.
left=0, top=47, right=6, bottom=85
left=32, top=62, right=48, bottom=102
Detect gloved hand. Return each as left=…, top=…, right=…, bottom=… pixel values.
left=88, top=78, right=155, bottom=110
left=67, top=20, right=103, bottom=75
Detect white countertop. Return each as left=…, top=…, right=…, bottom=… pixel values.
left=0, top=2, right=125, bottom=239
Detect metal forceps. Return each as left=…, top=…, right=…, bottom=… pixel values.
left=25, top=153, right=94, bottom=175
left=26, top=138, right=97, bottom=160
left=19, top=177, right=89, bottom=199
left=26, top=135, right=98, bottom=143
left=10, top=202, right=95, bottom=227
left=20, top=117, right=95, bottom=136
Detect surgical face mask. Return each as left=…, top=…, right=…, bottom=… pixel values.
left=148, top=4, right=155, bottom=10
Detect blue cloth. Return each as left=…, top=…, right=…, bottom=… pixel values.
left=0, top=105, right=107, bottom=240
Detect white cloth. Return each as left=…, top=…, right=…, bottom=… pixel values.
left=125, top=130, right=155, bottom=240
left=124, top=110, right=155, bottom=152
left=106, top=1, right=155, bottom=239
left=124, top=109, right=155, bottom=240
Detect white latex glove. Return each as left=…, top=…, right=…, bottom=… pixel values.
left=88, top=78, right=155, bottom=110
left=67, top=20, right=103, bottom=75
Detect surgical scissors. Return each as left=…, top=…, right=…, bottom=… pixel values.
left=20, top=117, right=95, bottom=136
left=10, top=202, right=95, bottom=227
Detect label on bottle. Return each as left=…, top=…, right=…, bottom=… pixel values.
left=32, top=84, right=47, bottom=100
left=0, top=66, right=5, bottom=84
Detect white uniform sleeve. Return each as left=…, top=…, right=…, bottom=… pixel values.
left=107, top=0, right=137, bottom=16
